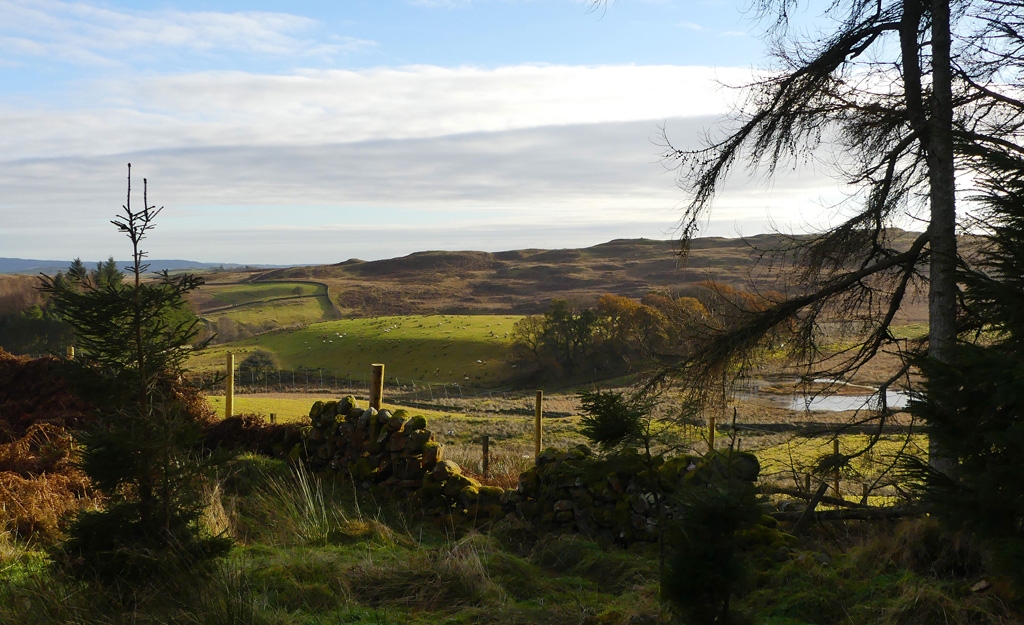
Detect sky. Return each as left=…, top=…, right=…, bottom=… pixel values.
left=0, top=0, right=850, bottom=264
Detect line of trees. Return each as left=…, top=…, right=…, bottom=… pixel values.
left=510, top=283, right=778, bottom=381
left=0, top=258, right=122, bottom=355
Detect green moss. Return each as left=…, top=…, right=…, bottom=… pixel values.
left=338, top=395, right=358, bottom=414
left=406, top=415, right=428, bottom=431
left=351, top=457, right=376, bottom=479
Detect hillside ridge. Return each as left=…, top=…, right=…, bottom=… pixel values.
left=217, top=230, right=925, bottom=318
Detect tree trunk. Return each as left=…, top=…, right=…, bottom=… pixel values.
left=926, top=0, right=958, bottom=472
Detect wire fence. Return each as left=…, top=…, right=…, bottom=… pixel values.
left=188, top=366, right=530, bottom=406
left=31, top=350, right=917, bottom=502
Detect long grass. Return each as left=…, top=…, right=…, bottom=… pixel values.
left=1, top=453, right=1014, bottom=625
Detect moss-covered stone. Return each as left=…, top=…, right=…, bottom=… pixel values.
left=358, top=408, right=377, bottom=429
left=405, top=429, right=432, bottom=452
left=443, top=473, right=480, bottom=499
left=422, top=441, right=442, bottom=466
left=339, top=395, right=358, bottom=414
left=457, top=485, right=480, bottom=508
left=477, top=486, right=504, bottom=506
left=537, top=447, right=561, bottom=466
left=518, top=467, right=539, bottom=494
left=351, top=457, right=376, bottom=479
left=518, top=500, right=539, bottom=518
left=405, top=415, right=428, bottom=431
left=386, top=414, right=407, bottom=432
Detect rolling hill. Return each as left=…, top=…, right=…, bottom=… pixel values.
left=190, top=231, right=927, bottom=320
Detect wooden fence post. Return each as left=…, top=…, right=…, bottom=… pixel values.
left=833, top=439, right=842, bottom=500
left=370, top=363, right=385, bottom=410
left=66, top=346, right=75, bottom=360
left=225, top=352, right=234, bottom=419
left=482, top=435, right=490, bottom=478
left=707, top=415, right=716, bottom=453
left=534, top=390, right=543, bottom=459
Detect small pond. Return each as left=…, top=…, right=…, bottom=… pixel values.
left=787, top=389, right=909, bottom=412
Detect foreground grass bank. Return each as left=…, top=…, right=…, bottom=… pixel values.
left=0, top=454, right=1014, bottom=625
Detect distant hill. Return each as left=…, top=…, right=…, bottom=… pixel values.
left=0, top=258, right=291, bottom=275
left=195, top=231, right=927, bottom=320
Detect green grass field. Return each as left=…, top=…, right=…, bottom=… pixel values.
left=204, top=296, right=334, bottom=328
left=206, top=393, right=463, bottom=424
left=197, top=281, right=335, bottom=329
left=190, top=314, right=523, bottom=386
left=207, top=282, right=326, bottom=307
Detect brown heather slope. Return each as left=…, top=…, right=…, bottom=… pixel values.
left=205, top=231, right=927, bottom=320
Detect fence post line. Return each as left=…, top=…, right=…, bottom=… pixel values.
left=534, top=390, right=544, bottom=459
left=707, top=415, right=716, bottom=454
left=482, top=435, right=490, bottom=478
left=225, top=352, right=235, bottom=419
left=370, top=363, right=385, bottom=410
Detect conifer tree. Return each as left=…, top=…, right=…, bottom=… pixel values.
left=40, top=164, right=228, bottom=581
left=908, top=153, right=1024, bottom=591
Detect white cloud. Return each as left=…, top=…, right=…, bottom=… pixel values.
left=0, top=116, right=846, bottom=263
left=0, top=0, right=373, bottom=66
left=0, top=64, right=752, bottom=159
left=0, top=56, right=843, bottom=263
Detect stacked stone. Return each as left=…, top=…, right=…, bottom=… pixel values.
left=516, top=446, right=761, bottom=545
left=417, top=459, right=518, bottom=525
left=302, top=396, right=517, bottom=524
left=303, top=396, right=763, bottom=541
left=303, top=396, right=441, bottom=499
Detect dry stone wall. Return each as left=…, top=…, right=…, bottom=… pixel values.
left=302, top=396, right=760, bottom=543
left=303, top=396, right=516, bottom=525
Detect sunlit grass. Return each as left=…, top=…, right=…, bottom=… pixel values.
left=204, top=296, right=333, bottom=328
left=205, top=393, right=463, bottom=424
left=189, top=314, right=523, bottom=386
left=207, top=282, right=326, bottom=307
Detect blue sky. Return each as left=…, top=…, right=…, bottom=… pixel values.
left=0, top=0, right=844, bottom=264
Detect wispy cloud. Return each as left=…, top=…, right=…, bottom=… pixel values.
left=0, top=117, right=845, bottom=263
left=0, top=0, right=373, bottom=66
left=0, top=58, right=840, bottom=262
left=0, top=64, right=751, bottom=159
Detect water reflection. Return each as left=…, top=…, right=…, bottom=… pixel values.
left=787, top=390, right=908, bottom=412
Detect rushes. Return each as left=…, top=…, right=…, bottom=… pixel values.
left=251, top=462, right=350, bottom=546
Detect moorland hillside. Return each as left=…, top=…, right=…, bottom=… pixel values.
left=198, top=231, right=929, bottom=320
